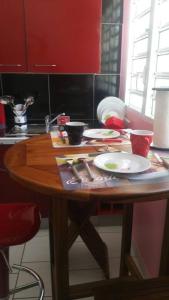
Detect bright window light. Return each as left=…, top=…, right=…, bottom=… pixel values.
left=125, top=0, right=169, bottom=119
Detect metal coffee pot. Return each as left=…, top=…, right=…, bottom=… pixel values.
left=0, top=95, right=34, bottom=129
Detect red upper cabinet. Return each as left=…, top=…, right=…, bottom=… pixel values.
left=0, top=0, right=26, bottom=72
left=24, top=0, right=101, bottom=73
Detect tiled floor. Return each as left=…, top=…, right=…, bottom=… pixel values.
left=9, top=222, right=125, bottom=300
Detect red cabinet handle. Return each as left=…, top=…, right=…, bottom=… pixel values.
left=33, top=64, right=56, bottom=67
left=0, top=64, right=22, bottom=67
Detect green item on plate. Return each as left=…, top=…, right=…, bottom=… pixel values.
left=103, top=130, right=114, bottom=136
left=104, top=162, right=118, bottom=170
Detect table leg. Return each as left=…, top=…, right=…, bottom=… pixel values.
left=69, top=218, right=110, bottom=279
left=159, top=199, right=169, bottom=275
left=120, top=203, right=133, bottom=277
left=49, top=197, right=69, bottom=300
left=69, top=201, right=110, bottom=279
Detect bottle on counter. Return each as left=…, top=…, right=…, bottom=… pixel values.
left=0, top=103, right=6, bottom=129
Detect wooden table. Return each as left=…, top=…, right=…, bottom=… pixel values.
left=4, top=134, right=169, bottom=299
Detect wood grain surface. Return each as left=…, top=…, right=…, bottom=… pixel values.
left=4, top=133, right=169, bottom=203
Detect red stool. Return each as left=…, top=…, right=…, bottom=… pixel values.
left=0, top=203, right=44, bottom=300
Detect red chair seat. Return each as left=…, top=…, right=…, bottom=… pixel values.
left=0, top=203, right=40, bottom=247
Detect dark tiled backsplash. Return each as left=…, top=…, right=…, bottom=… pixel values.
left=1, top=73, right=120, bottom=128
left=49, top=75, right=94, bottom=120
left=2, top=74, right=50, bottom=121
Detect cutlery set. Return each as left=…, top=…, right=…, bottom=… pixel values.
left=66, top=158, right=94, bottom=182
left=153, top=153, right=169, bottom=169
left=66, top=159, right=82, bottom=183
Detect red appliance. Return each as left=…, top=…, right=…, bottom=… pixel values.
left=0, top=104, right=6, bottom=128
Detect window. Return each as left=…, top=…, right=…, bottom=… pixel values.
left=125, top=0, right=169, bottom=118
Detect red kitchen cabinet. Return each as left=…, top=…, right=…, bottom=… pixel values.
left=0, top=0, right=101, bottom=74
left=0, top=0, right=26, bottom=73
left=23, top=0, right=101, bottom=73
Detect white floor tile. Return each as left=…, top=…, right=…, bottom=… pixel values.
left=23, top=235, right=50, bottom=262
left=10, top=245, right=25, bottom=272
left=35, top=228, right=49, bottom=238
left=70, top=268, right=105, bottom=285
left=98, top=226, right=122, bottom=234
left=99, top=232, right=122, bottom=258
left=14, top=298, right=51, bottom=300
left=70, top=242, right=99, bottom=270
left=75, top=226, right=122, bottom=242
left=9, top=273, right=18, bottom=300
left=14, top=262, right=52, bottom=298
left=9, top=226, right=124, bottom=299
left=109, top=257, right=120, bottom=278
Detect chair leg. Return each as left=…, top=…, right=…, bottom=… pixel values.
left=11, top=264, right=45, bottom=300
left=0, top=249, right=44, bottom=300
left=0, top=249, right=12, bottom=273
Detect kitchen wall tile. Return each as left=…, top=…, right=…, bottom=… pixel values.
left=2, top=74, right=49, bottom=123
left=49, top=75, right=94, bottom=122
left=101, top=24, right=122, bottom=74
left=102, top=0, right=123, bottom=24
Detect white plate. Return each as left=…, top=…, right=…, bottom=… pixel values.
left=94, top=152, right=151, bottom=174
left=97, top=97, right=126, bottom=122
left=83, top=129, right=120, bottom=139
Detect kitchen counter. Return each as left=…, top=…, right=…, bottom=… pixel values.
left=0, top=124, right=57, bottom=144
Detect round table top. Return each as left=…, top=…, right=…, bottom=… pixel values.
left=4, top=134, right=169, bottom=203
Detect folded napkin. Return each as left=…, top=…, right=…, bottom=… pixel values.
left=104, top=116, right=125, bottom=129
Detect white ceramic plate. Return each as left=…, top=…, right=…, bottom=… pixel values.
left=94, top=152, right=151, bottom=174
left=97, top=97, right=126, bottom=122
left=83, top=129, right=120, bottom=139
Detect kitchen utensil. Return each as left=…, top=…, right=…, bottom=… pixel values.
left=24, top=96, right=34, bottom=110
left=0, top=95, right=35, bottom=129
left=78, top=158, right=94, bottom=181
left=0, top=95, right=14, bottom=107
left=153, top=152, right=169, bottom=169
left=66, top=159, right=82, bottom=183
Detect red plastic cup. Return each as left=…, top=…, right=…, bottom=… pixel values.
left=130, top=130, right=154, bottom=157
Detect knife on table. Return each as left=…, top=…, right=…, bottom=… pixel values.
left=153, top=153, right=169, bottom=169
left=78, top=158, right=94, bottom=181
left=66, top=159, right=82, bottom=183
